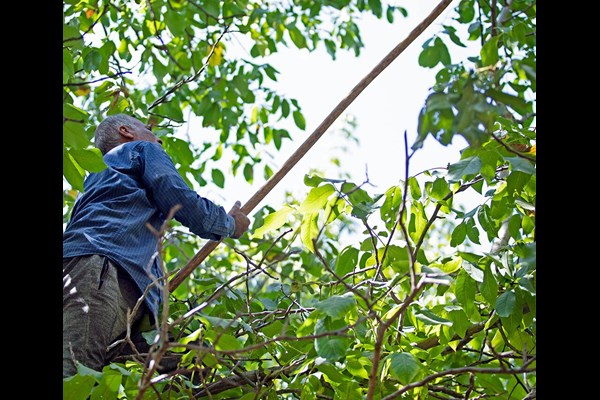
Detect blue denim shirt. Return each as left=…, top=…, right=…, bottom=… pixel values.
left=63, top=140, right=235, bottom=317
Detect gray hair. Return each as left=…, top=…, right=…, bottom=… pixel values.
left=94, top=114, right=135, bottom=154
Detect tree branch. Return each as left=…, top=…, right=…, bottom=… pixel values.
left=148, top=26, right=230, bottom=111
left=381, top=361, right=536, bottom=399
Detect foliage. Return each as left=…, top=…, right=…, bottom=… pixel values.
left=63, top=0, right=536, bottom=399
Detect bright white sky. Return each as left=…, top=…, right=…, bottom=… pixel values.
left=194, top=0, right=482, bottom=217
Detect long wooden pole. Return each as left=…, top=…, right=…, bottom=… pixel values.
left=168, top=0, right=454, bottom=291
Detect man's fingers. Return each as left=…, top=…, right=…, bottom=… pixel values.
left=229, top=200, right=242, bottom=214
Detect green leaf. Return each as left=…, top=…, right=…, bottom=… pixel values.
left=478, top=205, right=500, bottom=242
left=481, top=264, right=499, bottom=305
left=507, top=214, right=522, bottom=240
left=334, top=381, right=362, bottom=399
left=76, top=363, right=104, bottom=379
left=506, top=156, right=536, bottom=175
left=429, top=177, right=450, bottom=201
left=211, top=168, right=225, bottom=188
left=478, top=150, right=502, bottom=182
left=293, top=110, right=306, bottom=130
left=481, top=36, right=500, bottom=67
left=466, top=218, right=481, bottom=244
left=451, top=222, right=467, bottom=246
left=425, top=92, right=452, bottom=113
left=281, top=99, right=290, bottom=117
left=408, top=177, right=421, bottom=199
left=346, top=358, right=370, bottom=380
left=315, top=293, right=355, bottom=320
left=288, top=26, right=307, bottom=48
left=164, top=137, right=194, bottom=166
left=335, top=246, right=359, bottom=276
left=457, top=0, right=476, bottom=23
left=263, top=64, right=279, bottom=81
left=252, top=205, right=294, bottom=239
left=304, top=174, right=326, bottom=187
left=91, top=369, right=121, bottom=400
left=418, top=43, right=440, bottom=68
left=63, top=150, right=85, bottom=192
left=301, top=375, right=323, bottom=399
left=317, top=363, right=348, bottom=385
left=214, top=333, right=242, bottom=351
left=440, top=256, right=462, bottom=274
left=82, top=49, right=102, bottom=72
left=263, top=164, right=274, bottom=180
left=200, top=314, right=239, bottom=330
left=324, top=39, right=337, bottom=59
left=300, top=212, right=319, bottom=253
left=212, top=144, right=223, bottom=161
left=165, top=9, right=186, bottom=36
left=98, top=42, right=115, bottom=75
left=414, top=307, right=452, bottom=326
left=408, top=202, right=427, bottom=243
left=384, top=245, right=411, bottom=274
left=243, top=163, right=254, bottom=183
left=342, top=182, right=372, bottom=202
left=386, top=5, right=395, bottom=23
left=435, top=37, right=452, bottom=66
left=63, top=103, right=88, bottom=121
left=63, top=374, right=97, bottom=400
left=250, top=105, right=259, bottom=124
left=389, top=352, right=421, bottom=385
left=462, top=262, right=484, bottom=282
left=448, top=309, right=469, bottom=337
left=488, top=89, right=531, bottom=116
left=447, top=156, right=482, bottom=182
left=368, top=0, right=382, bottom=17
left=69, top=148, right=106, bottom=173
left=314, top=318, right=349, bottom=362
left=380, top=185, right=401, bottom=228
left=444, top=25, right=466, bottom=47
left=299, top=184, right=335, bottom=214
left=495, top=290, right=516, bottom=318
left=202, top=0, right=221, bottom=16
left=63, top=24, right=83, bottom=47
left=455, top=269, right=477, bottom=316
left=260, top=320, right=284, bottom=338
left=63, top=120, right=91, bottom=149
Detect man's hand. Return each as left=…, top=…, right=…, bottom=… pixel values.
left=228, top=200, right=250, bottom=239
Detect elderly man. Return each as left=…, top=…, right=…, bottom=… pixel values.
left=63, top=114, right=250, bottom=377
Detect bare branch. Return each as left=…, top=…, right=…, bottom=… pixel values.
left=381, top=361, right=536, bottom=399
left=148, top=26, right=230, bottom=111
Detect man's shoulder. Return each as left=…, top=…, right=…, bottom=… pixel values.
left=105, top=141, right=171, bottom=175
left=111, top=140, right=165, bottom=158
left=123, top=140, right=163, bottom=151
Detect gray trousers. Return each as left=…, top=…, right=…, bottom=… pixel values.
left=63, top=255, right=148, bottom=378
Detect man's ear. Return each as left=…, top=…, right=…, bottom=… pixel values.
left=118, top=125, right=135, bottom=140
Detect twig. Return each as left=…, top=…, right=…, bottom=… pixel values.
left=381, top=360, right=536, bottom=399
left=136, top=204, right=181, bottom=399
left=148, top=26, right=230, bottom=111
left=63, top=72, right=132, bottom=86
left=366, top=278, right=427, bottom=399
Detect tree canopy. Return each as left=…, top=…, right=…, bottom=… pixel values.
left=63, top=0, right=536, bottom=399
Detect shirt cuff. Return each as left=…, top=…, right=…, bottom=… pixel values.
left=225, top=214, right=236, bottom=238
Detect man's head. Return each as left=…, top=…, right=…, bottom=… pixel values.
left=95, top=114, right=163, bottom=154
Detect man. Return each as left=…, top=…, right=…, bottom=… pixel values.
left=63, top=113, right=251, bottom=378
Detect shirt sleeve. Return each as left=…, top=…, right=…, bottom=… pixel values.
left=136, top=141, right=235, bottom=241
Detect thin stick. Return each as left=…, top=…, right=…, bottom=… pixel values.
left=168, top=0, right=454, bottom=291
